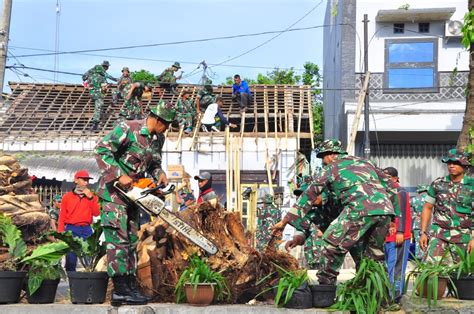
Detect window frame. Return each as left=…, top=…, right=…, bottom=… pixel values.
left=384, top=38, right=438, bottom=93
left=393, top=23, right=405, bottom=34
left=418, top=22, right=430, bottom=33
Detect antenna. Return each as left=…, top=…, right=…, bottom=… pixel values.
left=54, top=0, right=61, bottom=83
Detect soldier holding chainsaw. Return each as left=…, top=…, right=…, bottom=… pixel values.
left=95, top=100, right=175, bottom=306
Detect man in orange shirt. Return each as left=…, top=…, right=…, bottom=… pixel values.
left=58, top=170, right=100, bottom=271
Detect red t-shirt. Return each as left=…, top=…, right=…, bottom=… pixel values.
left=386, top=184, right=412, bottom=242
left=58, top=191, right=100, bottom=232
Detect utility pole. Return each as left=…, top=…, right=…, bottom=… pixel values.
left=363, top=14, right=371, bottom=159
left=0, top=0, right=12, bottom=101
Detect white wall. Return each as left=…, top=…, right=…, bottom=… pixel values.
left=355, top=0, right=469, bottom=73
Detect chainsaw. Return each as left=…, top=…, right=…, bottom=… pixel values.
left=113, top=181, right=218, bottom=255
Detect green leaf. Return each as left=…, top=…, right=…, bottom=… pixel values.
left=22, top=241, right=69, bottom=263
left=28, top=273, right=43, bottom=295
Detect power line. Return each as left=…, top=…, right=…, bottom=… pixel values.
left=9, top=45, right=307, bottom=72
left=210, top=0, right=326, bottom=69
left=14, top=24, right=339, bottom=58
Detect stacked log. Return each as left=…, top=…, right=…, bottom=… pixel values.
left=0, top=154, right=50, bottom=242
left=136, top=201, right=299, bottom=303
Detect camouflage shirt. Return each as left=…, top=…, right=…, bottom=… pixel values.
left=117, top=75, right=132, bottom=91
left=159, top=67, right=177, bottom=83
left=410, top=193, right=427, bottom=231
left=94, top=120, right=165, bottom=202
left=176, top=98, right=196, bottom=116
left=48, top=206, right=59, bottom=221
left=425, top=174, right=473, bottom=243
left=197, top=89, right=216, bottom=110
left=294, top=155, right=396, bottom=221
left=84, top=65, right=117, bottom=91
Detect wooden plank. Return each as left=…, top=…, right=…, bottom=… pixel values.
left=347, top=72, right=370, bottom=154
left=307, top=89, right=315, bottom=149
left=297, top=86, right=304, bottom=151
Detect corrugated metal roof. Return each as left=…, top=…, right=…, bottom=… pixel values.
left=18, top=154, right=99, bottom=183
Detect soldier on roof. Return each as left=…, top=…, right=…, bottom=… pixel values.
left=112, top=67, right=133, bottom=106
left=157, top=62, right=182, bottom=94
left=82, top=60, right=118, bottom=131
left=121, top=82, right=153, bottom=120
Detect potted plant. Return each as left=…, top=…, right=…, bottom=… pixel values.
left=451, top=246, right=474, bottom=300
left=52, top=221, right=108, bottom=304
left=406, top=253, right=457, bottom=307
left=175, top=255, right=230, bottom=306
left=0, top=214, right=69, bottom=304
left=331, top=258, right=395, bottom=313
left=272, top=264, right=312, bottom=309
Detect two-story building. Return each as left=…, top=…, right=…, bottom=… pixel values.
left=323, top=0, right=468, bottom=190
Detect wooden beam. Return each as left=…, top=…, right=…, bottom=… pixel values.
left=175, top=126, right=184, bottom=150
left=297, top=86, right=304, bottom=151
left=307, top=88, right=315, bottom=149
left=347, top=72, right=371, bottom=154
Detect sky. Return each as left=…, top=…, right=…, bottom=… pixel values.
left=1, top=0, right=326, bottom=91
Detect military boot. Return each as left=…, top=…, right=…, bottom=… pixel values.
left=90, top=121, right=99, bottom=132
left=128, top=274, right=152, bottom=301
left=111, top=275, right=148, bottom=306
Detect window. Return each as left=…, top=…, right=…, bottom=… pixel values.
left=394, top=23, right=404, bottom=34
left=419, top=23, right=430, bottom=33
left=384, top=39, right=438, bottom=91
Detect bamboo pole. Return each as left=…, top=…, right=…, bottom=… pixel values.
left=189, top=113, right=202, bottom=151
left=284, top=88, right=289, bottom=150
left=225, top=125, right=231, bottom=210
left=240, top=111, right=246, bottom=148
left=307, top=88, right=315, bottom=150
left=347, top=72, right=371, bottom=154
left=297, top=86, right=304, bottom=151
left=175, top=126, right=184, bottom=150
left=263, top=86, right=274, bottom=195
left=229, top=134, right=234, bottom=211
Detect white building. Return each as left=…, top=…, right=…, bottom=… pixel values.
left=323, top=0, right=468, bottom=190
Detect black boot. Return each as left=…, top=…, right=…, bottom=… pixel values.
left=128, top=274, right=152, bottom=301
left=111, top=275, right=148, bottom=306
left=90, top=121, right=99, bottom=132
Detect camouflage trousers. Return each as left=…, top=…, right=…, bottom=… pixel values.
left=91, top=90, right=105, bottom=123
left=177, top=113, right=194, bottom=130
left=304, top=228, right=323, bottom=270
left=101, top=201, right=139, bottom=277
left=120, top=97, right=141, bottom=120
left=426, top=237, right=468, bottom=265
left=412, top=229, right=424, bottom=260
left=318, top=213, right=391, bottom=285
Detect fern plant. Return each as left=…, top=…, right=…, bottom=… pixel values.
left=175, top=254, right=230, bottom=304
left=0, top=214, right=27, bottom=271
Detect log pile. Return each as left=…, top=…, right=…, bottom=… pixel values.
left=0, top=154, right=50, bottom=242
left=136, top=201, right=299, bottom=303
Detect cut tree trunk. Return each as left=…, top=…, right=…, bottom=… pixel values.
left=136, top=202, right=298, bottom=303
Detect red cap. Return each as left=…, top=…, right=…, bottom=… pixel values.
left=74, top=170, right=93, bottom=180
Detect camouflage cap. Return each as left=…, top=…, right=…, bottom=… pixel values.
left=172, top=62, right=181, bottom=69
left=441, top=148, right=471, bottom=166
left=122, top=67, right=130, bottom=72
left=150, top=100, right=176, bottom=123
left=264, top=194, right=274, bottom=204
left=102, top=60, right=110, bottom=67
left=416, top=184, right=428, bottom=193
left=316, top=139, right=347, bottom=158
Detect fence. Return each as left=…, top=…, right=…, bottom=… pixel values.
left=32, top=185, right=69, bottom=208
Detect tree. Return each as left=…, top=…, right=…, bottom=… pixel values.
left=131, top=69, right=158, bottom=83
left=459, top=5, right=474, bottom=153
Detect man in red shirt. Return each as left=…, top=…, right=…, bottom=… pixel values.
left=58, top=170, right=100, bottom=271
left=383, top=167, right=411, bottom=302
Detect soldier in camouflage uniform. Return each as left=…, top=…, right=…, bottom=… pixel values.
left=83, top=60, right=118, bottom=131
left=279, top=139, right=397, bottom=285
left=120, top=82, right=153, bottom=120
left=48, top=194, right=62, bottom=231
left=196, top=84, right=216, bottom=113
left=95, top=100, right=176, bottom=306
left=411, top=184, right=428, bottom=260
left=158, top=62, right=182, bottom=94
left=175, top=90, right=196, bottom=133
left=255, top=194, right=281, bottom=251
left=419, top=149, right=473, bottom=264
left=113, top=67, right=133, bottom=105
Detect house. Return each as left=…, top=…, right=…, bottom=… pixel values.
left=0, top=82, right=314, bottom=234
left=323, top=0, right=468, bottom=190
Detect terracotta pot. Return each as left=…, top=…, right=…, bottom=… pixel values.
left=184, top=283, right=215, bottom=306
left=416, top=276, right=448, bottom=300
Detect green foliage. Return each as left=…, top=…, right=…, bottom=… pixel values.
left=452, top=246, right=474, bottom=278
left=406, top=252, right=457, bottom=307
left=462, top=10, right=474, bottom=49
left=398, top=4, right=410, bottom=10
left=224, top=76, right=256, bottom=85
left=25, top=260, right=66, bottom=295
left=331, top=258, right=395, bottom=313
left=0, top=214, right=27, bottom=271
left=467, top=126, right=474, bottom=165
left=272, top=263, right=308, bottom=307
left=51, top=221, right=105, bottom=272
left=131, top=69, right=158, bottom=84
left=175, top=255, right=230, bottom=304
